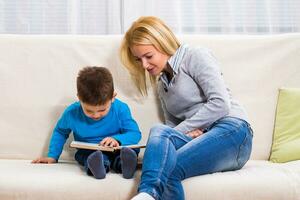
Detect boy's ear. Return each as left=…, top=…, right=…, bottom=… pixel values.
left=77, top=94, right=80, bottom=101
left=112, top=92, right=117, bottom=102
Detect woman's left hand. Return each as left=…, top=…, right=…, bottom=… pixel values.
left=186, top=128, right=204, bottom=139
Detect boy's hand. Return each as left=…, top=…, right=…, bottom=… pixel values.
left=186, top=128, right=204, bottom=139
left=100, top=137, right=120, bottom=148
left=31, top=157, right=57, bottom=164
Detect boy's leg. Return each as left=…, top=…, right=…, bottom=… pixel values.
left=87, top=150, right=107, bottom=179
left=120, top=147, right=138, bottom=179
left=110, top=148, right=138, bottom=179
left=75, top=149, right=111, bottom=178
left=74, top=149, right=94, bottom=176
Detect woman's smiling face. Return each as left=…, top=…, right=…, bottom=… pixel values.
left=130, top=44, right=170, bottom=76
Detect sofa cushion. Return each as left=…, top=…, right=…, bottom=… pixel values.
left=270, top=88, right=300, bottom=163
left=0, top=159, right=139, bottom=200
left=0, top=159, right=299, bottom=200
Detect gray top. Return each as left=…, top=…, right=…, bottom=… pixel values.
left=157, top=44, right=248, bottom=134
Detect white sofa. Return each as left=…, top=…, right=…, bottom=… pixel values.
left=0, top=34, right=300, bottom=200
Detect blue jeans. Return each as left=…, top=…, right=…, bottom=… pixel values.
left=138, top=117, right=253, bottom=200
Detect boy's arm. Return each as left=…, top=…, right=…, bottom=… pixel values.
left=47, top=110, right=72, bottom=161
left=112, top=104, right=141, bottom=146
left=47, top=127, right=71, bottom=161
left=32, top=115, right=71, bottom=163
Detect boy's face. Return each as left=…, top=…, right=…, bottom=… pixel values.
left=80, top=98, right=114, bottom=121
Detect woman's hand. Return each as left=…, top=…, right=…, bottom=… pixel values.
left=186, top=128, right=204, bottom=139
left=100, top=137, right=120, bottom=147
left=31, top=157, right=57, bottom=164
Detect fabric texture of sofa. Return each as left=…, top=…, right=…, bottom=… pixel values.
left=0, top=34, right=300, bottom=200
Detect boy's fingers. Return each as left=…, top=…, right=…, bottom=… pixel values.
left=102, top=138, right=113, bottom=147
left=32, top=158, right=41, bottom=163
left=32, top=157, right=56, bottom=164
left=100, top=138, right=109, bottom=146
left=100, top=137, right=119, bottom=147
left=109, top=140, right=117, bottom=147
left=105, top=140, right=112, bottom=146
left=100, top=139, right=106, bottom=146
left=109, top=142, right=114, bottom=147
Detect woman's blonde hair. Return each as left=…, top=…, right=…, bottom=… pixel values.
left=120, top=16, right=180, bottom=96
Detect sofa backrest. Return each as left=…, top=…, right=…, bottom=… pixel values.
left=0, top=34, right=299, bottom=161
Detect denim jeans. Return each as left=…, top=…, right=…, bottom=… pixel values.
left=138, top=117, right=253, bottom=200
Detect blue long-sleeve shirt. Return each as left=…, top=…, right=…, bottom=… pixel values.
left=48, top=99, right=141, bottom=160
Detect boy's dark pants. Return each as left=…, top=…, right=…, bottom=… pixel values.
left=74, top=149, right=139, bottom=174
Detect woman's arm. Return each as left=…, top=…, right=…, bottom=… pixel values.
left=175, top=48, right=231, bottom=134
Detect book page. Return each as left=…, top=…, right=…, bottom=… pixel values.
left=70, top=141, right=146, bottom=152
left=70, top=141, right=115, bottom=152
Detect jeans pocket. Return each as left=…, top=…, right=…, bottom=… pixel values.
left=236, top=129, right=253, bottom=169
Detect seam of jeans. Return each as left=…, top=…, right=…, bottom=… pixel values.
left=138, top=135, right=169, bottom=199
left=213, top=120, right=249, bottom=169
left=155, top=135, right=170, bottom=193
left=236, top=126, right=251, bottom=168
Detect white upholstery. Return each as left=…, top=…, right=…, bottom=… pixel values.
left=1, top=159, right=299, bottom=200
left=0, top=34, right=299, bottom=199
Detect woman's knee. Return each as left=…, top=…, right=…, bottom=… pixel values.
left=149, top=124, right=172, bottom=138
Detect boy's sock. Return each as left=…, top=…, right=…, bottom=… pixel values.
left=120, top=147, right=137, bottom=179
left=87, top=151, right=106, bottom=179
left=131, top=192, right=155, bottom=200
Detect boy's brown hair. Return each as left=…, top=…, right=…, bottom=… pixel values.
left=77, top=66, right=114, bottom=105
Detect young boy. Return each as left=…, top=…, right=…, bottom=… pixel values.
left=32, top=66, right=141, bottom=179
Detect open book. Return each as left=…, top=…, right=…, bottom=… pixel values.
left=70, top=141, right=146, bottom=152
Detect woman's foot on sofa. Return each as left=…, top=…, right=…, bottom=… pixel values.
left=131, top=192, right=155, bottom=200
left=120, top=147, right=137, bottom=179
left=87, top=151, right=106, bottom=179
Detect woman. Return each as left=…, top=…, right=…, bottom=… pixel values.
left=120, top=16, right=253, bottom=200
